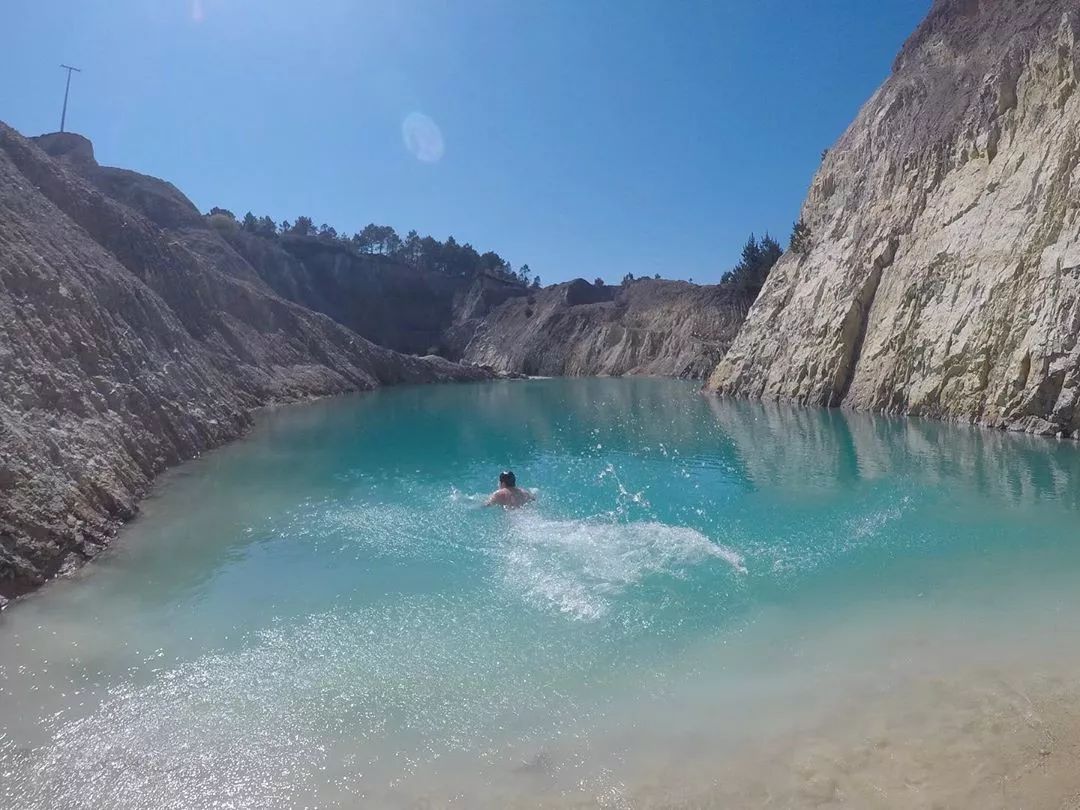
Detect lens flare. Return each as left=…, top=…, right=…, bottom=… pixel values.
left=402, top=112, right=444, bottom=163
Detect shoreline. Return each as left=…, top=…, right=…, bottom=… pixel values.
left=0, top=374, right=500, bottom=611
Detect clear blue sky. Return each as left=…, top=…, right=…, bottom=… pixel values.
left=3, top=0, right=929, bottom=284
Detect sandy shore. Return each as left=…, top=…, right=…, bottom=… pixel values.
left=457, top=668, right=1080, bottom=809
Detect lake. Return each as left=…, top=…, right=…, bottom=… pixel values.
left=3, top=378, right=1080, bottom=808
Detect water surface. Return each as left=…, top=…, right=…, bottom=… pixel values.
left=3, top=379, right=1080, bottom=808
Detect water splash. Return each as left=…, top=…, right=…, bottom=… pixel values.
left=597, top=463, right=652, bottom=517
left=500, top=514, right=745, bottom=620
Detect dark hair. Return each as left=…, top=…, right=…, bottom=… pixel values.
left=499, top=470, right=516, bottom=487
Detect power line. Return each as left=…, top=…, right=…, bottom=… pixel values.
left=59, top=64, right=82, bottom=133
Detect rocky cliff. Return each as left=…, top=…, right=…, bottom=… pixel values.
left=223, top=236, right=744, bottom=379
left=709, top=0, right=1080, bottom=437
left=460, top=278, right=748, bottom=378
left=0, top=125, right=491, bottom=605
left=195, top=223, right=747, bottom=380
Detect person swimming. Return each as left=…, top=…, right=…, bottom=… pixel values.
left=485, top=470, right=535, bottom=508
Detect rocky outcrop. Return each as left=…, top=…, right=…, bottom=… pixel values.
left=462, top=278, right=749, bottom=378
left=224, top=232, right=489, bottom=356
left=189, top=224, right=745, bottom=380
left=709, top=0, right=1080, bottom=436
left=0, top=124, right=491, bottom=602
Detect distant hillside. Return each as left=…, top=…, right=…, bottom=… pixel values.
left=194, top=213, right=758, bottom=379
left=459, top=278, right=749, bottom=378
left=0, top=125, right=490, bottom=605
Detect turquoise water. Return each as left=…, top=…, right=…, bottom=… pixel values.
left=3, top=378, right=1080, bottom=808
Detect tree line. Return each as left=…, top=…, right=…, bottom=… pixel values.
left=207, top=207, right=540, bottom=288
left=208, top=205, right=813, bottom=295
left=720, top=218, right=812, bottom=298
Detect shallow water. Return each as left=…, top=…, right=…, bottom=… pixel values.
left=3, top=378, right=1080, bottom=808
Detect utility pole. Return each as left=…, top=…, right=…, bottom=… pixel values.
left=59, top=64, right=81, bottom=133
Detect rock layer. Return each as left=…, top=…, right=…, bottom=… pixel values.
left=708, top=0, right=1080, bottom=436
left=461, top=278, right=748, bottom=378
left=0, top=124, right=490, bottom=602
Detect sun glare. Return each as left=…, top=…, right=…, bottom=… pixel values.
left=402, top=112, right=444, bottom=163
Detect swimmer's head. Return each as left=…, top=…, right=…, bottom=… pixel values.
left=499, top=470, right=516, bottom=488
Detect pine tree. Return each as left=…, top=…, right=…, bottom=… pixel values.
left=738, top=233, right=762, bottom=273
left=721, top=232, right=783, bottom=298
left=357, top=223, right=381, bottom=253
left=789, top=218, right=812, bottom=255
left=759, top=233, right=783, bottom=267
left=385, top=229, right=402, bottom=256
left=256, top=216, right=277, bottom=237
left=291, top=216, right=316, bottom=236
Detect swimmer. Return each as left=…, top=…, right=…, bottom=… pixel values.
left=485, top=470, right=535, bottom=508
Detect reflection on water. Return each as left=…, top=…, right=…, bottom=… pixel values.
left=2, top=379, right=1080, bottom=808
left=709, top=395, right=1080, bottom=506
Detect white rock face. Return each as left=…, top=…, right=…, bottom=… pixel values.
left=462, top=278, right=749, bottom=378
left=709, top=0, right=1080, bottom=436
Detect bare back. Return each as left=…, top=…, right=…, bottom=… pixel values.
left=486, top=486, right=534, bottom=508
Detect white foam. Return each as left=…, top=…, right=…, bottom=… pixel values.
left=500, top=515, right=746, bottom=620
